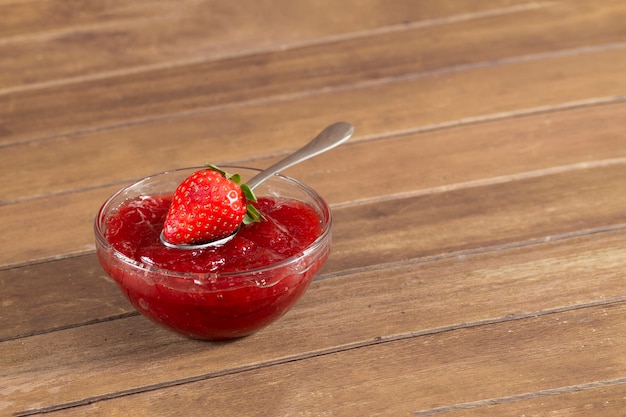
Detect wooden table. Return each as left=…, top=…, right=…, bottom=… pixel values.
left=2, top=1, right=626, bottom=415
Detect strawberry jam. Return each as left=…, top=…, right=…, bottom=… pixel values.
left=97, top=194, right=329, bottom=340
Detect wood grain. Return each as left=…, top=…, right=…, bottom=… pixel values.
left=3, top=1, right=626, bottom=416
left=2, top=50, right=625, bottom=216
left=4, top=224, right=626, bottom=414
left=2, top=2, right=625, bottom=145
left=0, top=254, right=133, bottom=341
left=425, top=383, right=626, bottom=416
left=3, top=102, right=626, bottom=268
left=0, top=0, right=544, bottom=89
left=0, top=187, right=623, bottom=340
left=11, top=304, right=626, bottom=416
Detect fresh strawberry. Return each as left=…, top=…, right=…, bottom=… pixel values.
left=162, top=165, right=262, bottom=245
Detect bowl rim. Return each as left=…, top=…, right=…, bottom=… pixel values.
left=94, top=166, right=332, bottom=279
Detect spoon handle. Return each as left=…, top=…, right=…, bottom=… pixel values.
left=245, top=122, right=355, bottom=190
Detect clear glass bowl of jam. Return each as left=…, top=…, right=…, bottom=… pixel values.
left=94, top=166, right=331, bottom=340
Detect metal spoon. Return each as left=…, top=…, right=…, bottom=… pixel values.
left=160, top=121, right=354, bottom=249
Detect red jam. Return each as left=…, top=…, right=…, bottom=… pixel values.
left=98, top=195, right=327, bottom=340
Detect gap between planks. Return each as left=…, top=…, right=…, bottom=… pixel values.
left=333, top=151, right=626, bottom=209
left=2, top=158, right=626, bottom=272
left=411, top=376, right=626, bottom=416
left=4, top=222, right=626, bottom=342
left=2, top=95, right=625, bottom=207
left=1, top=41, right=625, bottom=150
left=12, top=298, right=626, bottom=417
left=0, top=2, right=554, bottom=96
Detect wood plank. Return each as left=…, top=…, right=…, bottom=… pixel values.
left=423, top=383, right=626, bottom=416
left=1, top=0, right=168, bottom=37
left=4, top=119, right=626, bottom=269
left=9, top=303, right=626, bottom=416
left=0, top=0, right=527, bottom=88
left=330, top=162, right=626, bottom=274
left=2, top=46, right=626, bottom=206
left=4, top=224, right=626, bottom=413
left=0, top=255, right=132, bottom=341
left=0, top=184, right=120, bottom=267
left=4, top=97, right=626, bottom=206
left=5, top=213, right=626, bottom=341
left=5, top=2, right=624, bottom=416
left=2, top=1, right=625, bottom=145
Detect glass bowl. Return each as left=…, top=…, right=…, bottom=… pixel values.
left=94, top=166, right=331, bottom=340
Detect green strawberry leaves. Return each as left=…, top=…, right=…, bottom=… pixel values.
left=205, top=164, right=229, bottom=178
left=241, top=184, right=263, bottom=224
